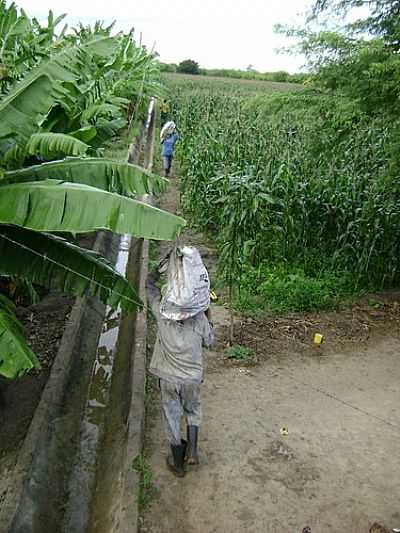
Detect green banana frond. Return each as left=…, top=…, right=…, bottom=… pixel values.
left=0, top=224, right=141, bottom=312
left=69, top=125, right=97, bottom=143
left=0, top=73, right=59, bottom=147
left=0, top=180, right=186, bottom=239
left=0, top=2, right=30, bottom=44
left=91, top=118, right=126, bottom=147
left=81, top=102, right=121, bottom=122
left=3, top=158, right=168, bottom=195
left=0, top=37, right=118, bottom=153
left=0, top=293, right=40, bottom=379
left=26, top=132, right=89, bottom=159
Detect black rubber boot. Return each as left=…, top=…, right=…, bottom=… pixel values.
left=166, top=440, right=186, bottom=477
left=186, top=425, right=199, bottom=465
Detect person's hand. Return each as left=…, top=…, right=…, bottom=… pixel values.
left=158, top=250, right=171, bottom=274
left=205, top=307, right=213, bottom=327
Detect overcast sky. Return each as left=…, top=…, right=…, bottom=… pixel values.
left=18, top=0, right=311, bottom=72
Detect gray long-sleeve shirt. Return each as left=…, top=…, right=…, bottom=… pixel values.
left=146, top=268, right=214, bottom=384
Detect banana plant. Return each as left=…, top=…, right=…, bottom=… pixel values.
left=0, top=4, right=184, bottom=379
left=0, top=2, right=66, bottom=93
left=0, top=160, right=185, bottom=380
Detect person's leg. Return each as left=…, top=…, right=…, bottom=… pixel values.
left=182, top=382, right=202, bottom=465
left=162, top=156, right=169, bottom=178
left=163, top=155, right=172, bottom=177
left=160, top=380, right=186, bottom=477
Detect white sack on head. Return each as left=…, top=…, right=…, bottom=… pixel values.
left=160, top=246, right=210, bottom=321
left=160, top=120, right=176, bottom=141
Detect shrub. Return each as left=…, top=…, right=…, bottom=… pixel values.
left=177, top=59, right=200, bottom=75
left=235, top=265, right=355, bottom=313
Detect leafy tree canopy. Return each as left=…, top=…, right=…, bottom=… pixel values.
left=177, top=59, right=200, bottom=75
left=277, top=0, right=400, bottom=114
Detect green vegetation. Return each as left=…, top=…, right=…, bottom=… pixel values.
left=0, top=2, right=185, bottom=379
left=166, top=0, right=400, bottom=315
left=237, top=265, right=353, bottom=313
left=161, top=63, right=307, bottom=84
left=177, top=59, right=200, bottom=75
left=132, top=453, right=155, bottom=508
left=225, top=345, right=253, bottom=360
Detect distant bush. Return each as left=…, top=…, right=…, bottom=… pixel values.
left=202, top=67, right=307, bottom=84
left=177, top=59, right=200, bottom=75
left=162, top=63, right=307, bottom=84
left=160, top=62, right=177, bottom=73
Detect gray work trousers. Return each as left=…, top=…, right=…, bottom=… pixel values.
left=160, top=379, right=202, bottom=446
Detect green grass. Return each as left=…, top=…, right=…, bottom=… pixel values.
left=132, top=453, right=155, bottom=509
left=225, top=345, right=253, bottom=360
left=235, top=265, right=356, bottom=314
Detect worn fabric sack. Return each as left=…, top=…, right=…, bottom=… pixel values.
left=160, top=120, right=176, bottom=141
left=160, top=246, right=210, bottom=321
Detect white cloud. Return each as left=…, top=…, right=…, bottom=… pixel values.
left=17, top=0, right=310, bottom=72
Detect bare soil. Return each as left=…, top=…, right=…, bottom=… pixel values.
left=0, top=233, right=96, bottom=509
left=141, top=169, right=400, bottom=533
left=0, top=292, right=73, bottom=507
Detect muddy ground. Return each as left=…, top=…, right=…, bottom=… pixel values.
left=0, top=233, right=97, bottom=510
left=141, top=170, right=400, bottom=533
left=0, top=293, right=73, bottom=506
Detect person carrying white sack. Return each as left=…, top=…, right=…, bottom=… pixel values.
left=160, top=120, right=179, bottom=177
left=146, top=246, right=214, bottom=478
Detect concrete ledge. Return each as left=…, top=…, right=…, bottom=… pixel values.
left=0, top=229, right=113, bottom=532
left=0, top=103, right=155, bottom=532
left=120, top=98, right=156, bottom=532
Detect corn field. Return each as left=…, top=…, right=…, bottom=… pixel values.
left=167, top=74, right=400, bottom=310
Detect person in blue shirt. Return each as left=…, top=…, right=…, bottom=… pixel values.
left=160, top=121, right=179, bottom=177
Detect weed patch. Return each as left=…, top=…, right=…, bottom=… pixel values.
left=235, top=265, right=356, bottom=313
left=225, top=344, right=253, bottom=360
left=132, top=454, right=155, bottom=509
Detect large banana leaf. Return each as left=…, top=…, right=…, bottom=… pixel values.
left=0, top=73, right=58, bottom=144
left=26, top=132, right=89, bottom=159
left=0, top=180, right=186, bottom=239
left=0, top=37, right=118, bottom=149
left=3, top=158, right=168, bottom=195
left=69, top=126, right=97, bottom=143
left=0, top=225, right=141, bottom=311
left=81, top=102, right=121, bottom=122
left=90, top=117, right=127, bottom=148
left=0, top=294, right=40, bottom=379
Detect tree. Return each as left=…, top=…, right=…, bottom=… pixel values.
left=177, top=59, right=200, bottom=75
left=312, top=0, right=400, bottom=50
left=277, top=0, right=400, bottom=114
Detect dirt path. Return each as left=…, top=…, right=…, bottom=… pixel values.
left=141, top=175, right=400, bottom=533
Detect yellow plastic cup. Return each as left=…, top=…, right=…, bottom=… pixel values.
left=314, top=333, right=324, bottom=345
